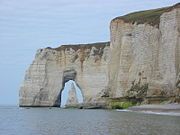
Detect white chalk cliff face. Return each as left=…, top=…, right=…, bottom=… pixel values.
left=19, top=4, right=180, bottom=107
left=19, top=42, right=110, bottom=106
left=108, top=5, right=180, bottom=99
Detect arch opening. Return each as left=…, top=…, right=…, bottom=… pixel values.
left=60, top=80, right=84, bottom=108
left=59, top=69, right=84, bottom=108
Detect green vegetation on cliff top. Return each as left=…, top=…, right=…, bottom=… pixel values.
left=112, top=3, right=180, bottom=27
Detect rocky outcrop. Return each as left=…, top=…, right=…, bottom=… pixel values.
left=19, top=42, right=110, bottom=107
left=66, top=83, right=78, bottom=106
left=19, top=3, right=180, bottom=107
left=108, top=3, right=180, bottom=101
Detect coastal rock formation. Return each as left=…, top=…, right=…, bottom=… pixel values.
left=19, top=3, right=180, bottom=107
left=19, top=42, right=110, bottom=107
left=108, top=3, right=180, bottom=100
left=66, top=83, right=78, bottom=106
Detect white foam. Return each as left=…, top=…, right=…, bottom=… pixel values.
left=140, top=111, right=180, bottom=116
left=116, top=109, right=180, bottom=116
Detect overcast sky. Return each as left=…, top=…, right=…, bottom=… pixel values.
left=0, top=0, right=179, bottom=105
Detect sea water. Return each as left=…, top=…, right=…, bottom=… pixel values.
left=0, top=106, right=180, bottom=135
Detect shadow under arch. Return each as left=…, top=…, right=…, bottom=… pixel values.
left=55, top=69, right=84, bottom=107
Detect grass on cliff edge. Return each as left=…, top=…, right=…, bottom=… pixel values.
left=113, top=3, right=180, bottom=27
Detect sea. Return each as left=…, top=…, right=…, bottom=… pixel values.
left=0, top=106, right=180, bottom=135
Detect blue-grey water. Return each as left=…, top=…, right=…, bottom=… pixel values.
left=0, top=106, right=180, bottom=135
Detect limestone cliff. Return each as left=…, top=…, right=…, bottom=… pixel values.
left=109, top=3, right=180, bottom=102
left=19, top=3, right=180, bottom=107
left=19, top=42, right=110, bottom=107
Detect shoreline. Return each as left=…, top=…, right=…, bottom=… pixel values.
left=2, top=103, right=180, bottom=116
left=123, top=104, right=180, bottom=116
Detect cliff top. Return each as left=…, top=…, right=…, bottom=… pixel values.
left=112, top=3, right=180, bottom=27
left=52, top=41, right=110, bottom=51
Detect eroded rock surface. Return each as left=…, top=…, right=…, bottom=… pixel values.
left=19, top=42, right=110, bottom=107
left=108, top=4, right=180, bottom=100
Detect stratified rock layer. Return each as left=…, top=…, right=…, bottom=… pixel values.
left=108, top=4, right=180, bottom=100
left=19, top=42, right=110, bottom=106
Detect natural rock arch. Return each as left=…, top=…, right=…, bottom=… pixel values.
left=58, top=69, right=84, bottom=107
left=19, top=42, right=110, bottom=107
